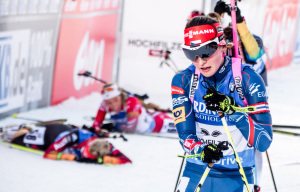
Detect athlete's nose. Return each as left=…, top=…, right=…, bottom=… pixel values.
left=197, top=56, right=207, bottom=66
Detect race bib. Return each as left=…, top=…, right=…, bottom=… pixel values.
left=23, top=127, right=46, bottom=145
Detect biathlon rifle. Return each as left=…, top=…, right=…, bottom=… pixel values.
left=77, top=71, right=149, bottom=101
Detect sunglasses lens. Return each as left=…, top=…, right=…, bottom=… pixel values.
left=183, top=42, right=218, bottom=61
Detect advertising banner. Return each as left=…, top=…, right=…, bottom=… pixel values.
left=262, top=0, right=299, bottom=69
left=51, top=0, right=121, bottom=105
left=0, top=0, right=63, bottom=116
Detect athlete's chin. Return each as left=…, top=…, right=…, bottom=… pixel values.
left=200, top=68, right=215, bottom=77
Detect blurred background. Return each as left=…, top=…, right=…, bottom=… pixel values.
left=0, top=0, right=299, bottom=117
left=1, top=1, right=300, bottom=192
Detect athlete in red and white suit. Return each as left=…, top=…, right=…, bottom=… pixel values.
left=92, top=84, right=176, bottom=134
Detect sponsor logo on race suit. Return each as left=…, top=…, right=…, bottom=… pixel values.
left=173, top=96, right=188, bottom=106
left=172, top=106, right=186, bottom=125
left=171, top=86, right=184, bottom=95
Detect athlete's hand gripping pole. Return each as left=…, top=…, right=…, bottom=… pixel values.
left=178, top=142, right=228, bottom=192
left=218, top=111, right=251, bottom=192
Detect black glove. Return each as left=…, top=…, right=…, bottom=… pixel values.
left=82, top=124, right=110, bottom=138
left=214, top=0, right=230, bottom=16
left=101, top=123, right=115, bottom=132
left=214, top=1, right=244, bottom=23
left=200, top=141, right=229, bottom=163
left=203, top=86, right=237, bottom=115
left=225, top=5, right=244, bottom=23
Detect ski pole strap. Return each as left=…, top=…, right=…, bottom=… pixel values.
left=178, top=153, right=201, bottom=159
left=232, top=105, right=256, bottom=113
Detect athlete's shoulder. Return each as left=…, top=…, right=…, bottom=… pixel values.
left=126, top=96, right=142, bottom=112
left=242, top=66, right=264, bottom=85
left=126, top=96, right=140, bottom=104
left=172, top=65, right=194, bottom=90
left=241, top=66, right=267, bottom=102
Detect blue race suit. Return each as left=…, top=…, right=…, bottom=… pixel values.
left=172, top=56, right=272, bottom=192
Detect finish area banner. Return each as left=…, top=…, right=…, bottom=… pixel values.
left=262, top=0, right=299, bottom=69
left=51, top=0, right=120, bottom=105
left=0, top=0, right=63, bottom=116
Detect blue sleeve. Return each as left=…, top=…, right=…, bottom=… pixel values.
left=230, top=67, right=273, bottom=152
left=171, top=69, right=205, bottom=155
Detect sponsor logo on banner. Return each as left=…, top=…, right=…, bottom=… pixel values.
left=128, top=39, right=182, bottom=51
left=73, top=32, right=105, bottom=91
left=51, top=1, right=120, bottom=105
left=172, top=106, right=186, bottom=125
left=0, top=1, right=63, bottom=115
left=263, top=0, right=299, bottom=69
left=0, top=30, right=29, bottom=113
left=171, top=86, right=184, bottom=95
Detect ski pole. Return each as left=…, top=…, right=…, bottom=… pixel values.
left=177, top=153, right=214, bottom=192
left=194, top=163, right=214, bottom=192
left=174, top=152, right=186, bottom=192
left=12, top=113, right=43, bottom=122
left=12, top=114, right=67, bottom=126
left=273, top=129, right=300, bottom=137
left=218, top=111, right=251, bottom=192
left=265, top=151, right=278, bottom=192
left=1, top=141, right=44, bottom=155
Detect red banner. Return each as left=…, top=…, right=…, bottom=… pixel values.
left=263, top=0, right=299, bottom=69
left=51, top=0, right=120, bottom=105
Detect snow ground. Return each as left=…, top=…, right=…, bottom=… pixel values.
left=0, top=64, right=300, bottom=192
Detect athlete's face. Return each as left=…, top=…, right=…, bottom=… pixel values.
left=105, top=95, right=122, bottom=112
left=192, top=46, right=226, bottom=77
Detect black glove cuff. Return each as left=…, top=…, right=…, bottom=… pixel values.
left=236, top=16, right=244, bottom=23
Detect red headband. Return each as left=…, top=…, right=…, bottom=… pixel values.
left=184, top=23, right=223, bottom=46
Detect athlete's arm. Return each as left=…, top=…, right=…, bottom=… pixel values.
left=237, top=21, right=264, bottom=61
left=230, top=67, right=272, bottom=152
left=171, top=68, right=204, bottom=155
left=92, top=102, right=107, bottom=133
left=119, top=97, right=141, bottom=132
